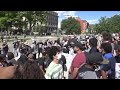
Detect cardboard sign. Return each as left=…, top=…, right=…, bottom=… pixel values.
left=115, top=63, right=120, bottom=79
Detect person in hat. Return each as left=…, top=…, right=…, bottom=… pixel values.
left=69, top=40, right=86, bottom=79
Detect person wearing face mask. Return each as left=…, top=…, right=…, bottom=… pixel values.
left=45, top=46, right=64, bottom=79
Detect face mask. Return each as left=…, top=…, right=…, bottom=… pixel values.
left=57, top=53, right=62, bottom=60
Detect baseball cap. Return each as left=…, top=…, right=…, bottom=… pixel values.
left=71, top=40, right=84, bottom=51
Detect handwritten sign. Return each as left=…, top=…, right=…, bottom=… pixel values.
left=115, top=63, right=120, bottom=79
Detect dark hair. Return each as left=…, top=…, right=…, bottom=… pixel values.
left=13, top=61, right=23, bottom=79
left=101, top=42, right=112, bottom=53
left=89, top=38, right=98, bottom=47
left=63, top=47, right=69, bottom=53
left=28, top=53, right=35, bottom=61
left=73, top=41, right=84, bottom=51
left=18, top=55, right=28, bottom=65
left=118, top=41, right=120, bottom=45
left=86, top=52, right=103, bottom=65
left=102, top=31, right=112, bottom=41
left=48, top=46, right=60, bottom=60
left=7, top=52, right=14, bottom=60
left=114, top=44, right=120, bottom=51
left=22, top=60, right=45, bottom=79
left=42, top=51, right=47, bottom=56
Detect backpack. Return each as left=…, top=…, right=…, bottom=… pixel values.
left=58, top=55, right=67, bottom=71
left=77, top=63, right=98, bottom=79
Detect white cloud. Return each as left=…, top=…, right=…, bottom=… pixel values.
left=87, top=19, right=99, bottom=24
left=55, top=11, right=65, bottom=16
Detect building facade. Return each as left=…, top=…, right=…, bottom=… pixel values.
left=44, top=11, right=58, bottom=34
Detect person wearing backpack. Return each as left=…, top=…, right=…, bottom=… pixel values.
left=69, top=40, right=86, bottom=79
left=101, top=44, right=120, bottom=79
left=77, top=52, right=103, bottom=79
left=100, top=42, right=114, bottom=79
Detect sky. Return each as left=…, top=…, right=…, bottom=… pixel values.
left=55, top=11, right=120, bottom=28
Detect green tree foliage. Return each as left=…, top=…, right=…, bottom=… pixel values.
left=61, top=17, right=81, bottom=34
left=94, top=17, right=109, bottom=34
left=94, top=15, right=120, bottom=34
left=0, top=11, right=47, bottom=34
left=21, top=11, right=46, bottom=33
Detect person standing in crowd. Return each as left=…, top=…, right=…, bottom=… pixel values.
left=101, top=44, right=120, bottom=79
left=100, top=42, right=116, bottom=79
left=102, top=31, right=112, bottom=43
left=114, top=44, right=120, bottom=63
left=37, top=41, right=43, bottom=58
left=69, top=41, right=86, bottom=79
left=37, top=51, right=48, bottom=74
left=1, top=34, right=4, bottom=42
left=22, top=60, right=45, bottom=79
left=27, top=53, right=35, bottom=61
left=17, top=48, right=28, bottom=65
left=88, top=37, right=99, bottom=53
left=100, top=42, right=113, bottom=60
left=31, top=41, right=37, bottom=60
left=45, top=46, right=63, bottom=79
left=77, top=52, right=103, bottom=79
left=13, top=41, right=19, bottom=57
left=6, top=52, right=17, bottom=66
left=101, top=31, right=115, bottom=55
left=2, top=41, right=9, bottom=56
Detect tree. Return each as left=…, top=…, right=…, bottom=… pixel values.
left=0, top=11, right=47, bottom=35
left=61, top=17, right=81, bottom=35
left=94, top=14, right=120, bottom=34
left=21, top=11, right=47, bottom=34
left=108, top=15, right=120, bottom=33
left=94, top=16, right=109, bottom=34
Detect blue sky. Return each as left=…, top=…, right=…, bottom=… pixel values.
left=55, top=11, right=120, bottom=28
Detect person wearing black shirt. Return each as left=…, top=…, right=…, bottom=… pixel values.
left=88, top=38, right=99, bottom=53
left=2, top=41, right=9, bottom=56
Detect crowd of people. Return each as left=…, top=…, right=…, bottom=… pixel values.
left=0, top=31, right=120, bottom=79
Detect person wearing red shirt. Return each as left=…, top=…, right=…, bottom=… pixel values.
left=69, top=41, right=86, bottom=79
